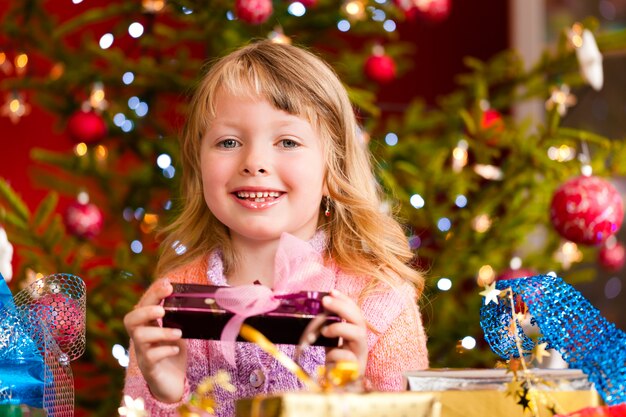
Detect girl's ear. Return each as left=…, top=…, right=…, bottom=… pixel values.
left=322, top=180, right=329, bottom=196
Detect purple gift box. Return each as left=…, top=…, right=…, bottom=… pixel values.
left=163, top=284, right=341, bottom=347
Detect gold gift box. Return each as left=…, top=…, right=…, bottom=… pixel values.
left=424, top=391, right=599, bottom=417
left=236, top=392, right=440, bottom=417
left=405, top=369, right=601, bottom=417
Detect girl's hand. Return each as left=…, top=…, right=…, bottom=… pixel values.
left=321, top=289, right=368, bottom=375
left=123, top=278, right=187, bottom=403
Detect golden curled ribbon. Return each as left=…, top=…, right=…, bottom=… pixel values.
left=239, top=324, right=321, bottom=392
left=318, top=361, right=360, bottom=391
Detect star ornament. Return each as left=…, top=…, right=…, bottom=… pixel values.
left=479, top=282, right=501, bottom=305
left=1, top=92, right=30, bottom=124
left=533, top=342, right=551, bottom=364
left=505, top=377, right=525, bottom=398
left=545, top=85, right=577, bottom=116
left=118, top=395, right=147, bottom=417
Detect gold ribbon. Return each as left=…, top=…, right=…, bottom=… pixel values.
left=239, top=324, right=321, bottom=392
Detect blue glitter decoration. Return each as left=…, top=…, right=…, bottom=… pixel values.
left=0, top=273, right=86, bottom=416
left=480, top=274, right=626, bottom=405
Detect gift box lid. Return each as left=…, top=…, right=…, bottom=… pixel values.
left=405, top=368, right=595, bottom=391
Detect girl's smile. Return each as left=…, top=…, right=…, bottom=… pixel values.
left=232, top=189, right=285, bottom=209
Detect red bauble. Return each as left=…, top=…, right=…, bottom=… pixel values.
left=415, top=0, right=451, bottom=22
left=394, top=0, right=419, bottom=19
left=364, top=53, right=396, bottom=84
left=64, top=201, right=103, bottom=239
left=480, top=108, right=505, bottom=145
left=235, top=0, right=273, bottom=24
left=67, top=110, right=107, bottom=144
left=496, top=268, right=537, bottom=281
left=291, top=0, right=317, bottom=6
left=598, top=241, right=625, bottom=271
left=34, top=293, right=84, bottom=349
left=550, top=176, right=623, bottom=245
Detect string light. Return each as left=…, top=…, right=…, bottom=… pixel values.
left=384, top=132, right=398, bottom=146
left=437, top=278, right=452, bottom=291
left=343, top=0, right=366, bottom=20
left=472, top=214, right=492, bottom=233
left=287, top=2, right=306, bottom=17
left=14, top=53, right=28, bottom=76
left=130, top=240, right=143, bottom=254
left=569, top=23, right=584, bottom=48
left=74, top=143, right=88, bottom=157
left=50, top=62, right=65, bottom=80
left=460, top=336, right=476, bottom=350
left=409, top=194, right=425, bottom=209
left=455, top=194, right=467, bottom=208
left=156, top=153, right=172, bottom=169
left=474, top=164, right=503, bottom=181
left=451, top=139, right=468, bottom=172
left=89, top=82, right=108, bottom=111
left=371, top=8, right=385, bottom=21
left=547, top=145, right=576, bottom=162
left=509, top=256, right=522, bottom=270
left=437, top=217, right=451, bottom=232
left=99, top=33, right=114, bottom=49
left=122, top=71, right=135, bottom=85
left=477, top=264, right=495, bottom=286
left=128, top=22, right=145, bottom=39
left=142, top=0, right=166, bottom=13
left=112, top=344, right=129, bottom=367
left=383, top=20, right=396, bottom=32
left=95, top=145, right=108, bottom=161
left=0, top=51, right=12, bottom=75
left=140, top=213, right=159, bottom=234
left=337, top=19, right=351, bottom=32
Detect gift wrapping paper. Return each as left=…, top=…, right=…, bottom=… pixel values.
left=423, top=391, right=599, bottom=417
left=236, top=392, right=439, bottom=417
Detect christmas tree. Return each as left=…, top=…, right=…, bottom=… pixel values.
left=1, top=1, right=626, bottom=416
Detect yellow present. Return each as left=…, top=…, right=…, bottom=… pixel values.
left=405, top=368, right=601, bottom=417
left=425, top=391, right=599, bottom=417
left=236, top=392, right=440, bottom=417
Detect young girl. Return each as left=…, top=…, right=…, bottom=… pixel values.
left=123, top=40, right=428, bottom=417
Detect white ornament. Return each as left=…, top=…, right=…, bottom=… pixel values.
left=574, top=29, right=604, bottom=91
left=0, top=227, right=14, bottom=282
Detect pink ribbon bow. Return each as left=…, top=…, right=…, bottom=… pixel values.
left=214, top=232, right=335, bottom=366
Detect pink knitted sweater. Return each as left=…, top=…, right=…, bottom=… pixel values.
left=123, top=234, right=428, bottom=417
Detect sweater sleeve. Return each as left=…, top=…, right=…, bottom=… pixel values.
left=123, top=339, right=191, bottom=417
left=364, top=301, right=429, bottom=391
left=121, top=258, right=209, bottom=416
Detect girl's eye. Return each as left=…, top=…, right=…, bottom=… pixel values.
left=280, top=139, right=299, bottom=148
left=219, top=139, right=239, bottom=148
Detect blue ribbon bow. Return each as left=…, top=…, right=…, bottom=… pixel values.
left=480, top=274, right=626, bottom=405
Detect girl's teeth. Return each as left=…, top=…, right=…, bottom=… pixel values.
left=236, top=191, right=282, bottom=202
left=237, top=191, right=280, bottom=198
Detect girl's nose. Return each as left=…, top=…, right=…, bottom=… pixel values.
left=242, top=166, right=267, bottom=175
left=240, top=147, right=269, bottom=176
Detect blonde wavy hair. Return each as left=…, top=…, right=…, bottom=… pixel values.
left=156, top=40, right=424, bottom=297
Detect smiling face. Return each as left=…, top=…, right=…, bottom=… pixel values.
left=200, top=89, right=327, bottom=247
